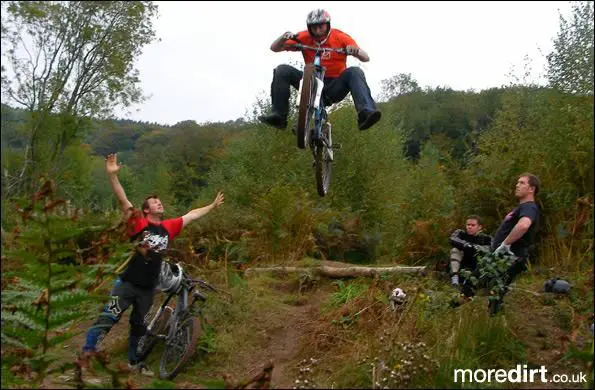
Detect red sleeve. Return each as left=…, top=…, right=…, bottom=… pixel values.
left=162, top=217, right=183, bottom=240
left=127, top=212, right=148, bottom=237
left=335, top=30, right=357, bottom=47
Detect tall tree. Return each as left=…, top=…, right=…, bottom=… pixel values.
left=378, top=73, right=421, bottom=102
left=546, top=1, right=594, bottom=95
left=0, top=1, right=159, bottom=195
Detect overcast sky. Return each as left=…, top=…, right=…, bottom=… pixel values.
left=116, top=1, right=573, bottom=125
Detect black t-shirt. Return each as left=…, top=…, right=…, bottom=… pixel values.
left=491, top=202, right=540, bottom=258
left=120, top=215, right=183, bottom=289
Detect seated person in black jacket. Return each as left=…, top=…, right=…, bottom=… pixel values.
left=449, top=215, right=493, bottom=286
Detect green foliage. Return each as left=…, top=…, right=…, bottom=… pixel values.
left=378, top=72, right=421, bottom=102
left=147, top=379, right=178, bottom=389
left=547, top=1, right=594, bottom=95
left=0, top=179, right=133, bottom=387
left=429, top=307, right=527, bottom=388
left=458, top=87, right=594, bottom=270
left=327, top=280, right=369, bottom=309
left=1, top=0, right=160, bottom=196
left=461, top=249, right=517, bottom=306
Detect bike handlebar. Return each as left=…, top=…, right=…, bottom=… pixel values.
left=287, top=43, right=347, bottom=55
left=185, top=273, right=217, bottom=293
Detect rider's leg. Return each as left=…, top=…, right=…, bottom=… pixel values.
left=260, top=64, right=302, bottom=128
left=323, top=67, right=381, bottom=130
left=82, top=278, right=134, bottom=353
left=449, top=247, right=463, bottom=285
left=128, top=285, right=157, bottom=364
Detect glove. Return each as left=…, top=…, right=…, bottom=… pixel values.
left=345, top=45, right=360, bottom=56
left=281, top=31, right=297, bottom=41
left=493, top=243, right=514, bottom=256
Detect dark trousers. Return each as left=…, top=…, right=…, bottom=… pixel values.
left=82, top=278, right=156, bottom=363
left=270, top=64, right=377, bottom=117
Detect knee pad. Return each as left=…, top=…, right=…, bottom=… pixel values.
left=450, top=260, right=461, bottom=274
left=95, top=312, right=118, bottom=326
left=450, top=247, right=463, bottom=261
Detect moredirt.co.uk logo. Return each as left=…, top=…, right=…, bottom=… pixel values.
left=453, top=365, right=587, bottom=384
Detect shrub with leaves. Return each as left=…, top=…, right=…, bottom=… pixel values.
left=0, top=179, right=133, bottom=388
left=460, top=247, right=517, bottom=310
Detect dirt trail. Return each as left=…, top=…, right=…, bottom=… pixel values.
left=40, top=269, right=336, bottom=389
left=247, top=286, right=330, bottom=389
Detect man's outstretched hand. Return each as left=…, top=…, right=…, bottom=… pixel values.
left=212, top=191, right=225, bottom=209
left=105, top=153, right=123, bottom=176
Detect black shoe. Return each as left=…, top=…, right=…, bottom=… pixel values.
left=258, top=113, right=287, bottom=130
left=358, top=109, right=382, bottom=130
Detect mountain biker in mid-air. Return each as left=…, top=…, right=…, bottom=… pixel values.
left=258, top=8, right=382, bottom=132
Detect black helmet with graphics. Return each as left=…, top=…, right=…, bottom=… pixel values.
left=306, top=9, right=331, bottom=40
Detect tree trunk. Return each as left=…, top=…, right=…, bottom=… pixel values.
left=244, top=265, right=426, bottom=278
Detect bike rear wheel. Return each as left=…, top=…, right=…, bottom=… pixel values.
left=159, top=313, right=202, bottom=380
left=315, top=122, right=333, bottom=197
left=297, top=64, right=316, bottom=149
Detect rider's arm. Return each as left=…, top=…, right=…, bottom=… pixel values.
left=500, top=217, right=532, bottom=246
left=105, top=153, right=133, bottom=216
left=499, top=203, right=538, bottom=246
left=353, top=47, right=369, bottom=62
left=449, top=229, right=470, bottom=250
left=181, top=192, right=224, bottom=228
left=108, top=175, right=133, bottom=214
left=338, top=30, right=370, bottom=62
left=271, top=31, right=296, bottom=52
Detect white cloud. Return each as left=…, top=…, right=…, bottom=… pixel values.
left=114, top=1, right=573, bottom=125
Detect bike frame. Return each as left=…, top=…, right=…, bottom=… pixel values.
left=145, top=262, right=210, bottom=343
left=292, top=43, right=346, bottom=153
left=304, top=53, right=327, bottom=153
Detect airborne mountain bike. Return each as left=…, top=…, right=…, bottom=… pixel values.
left=289, top=42, right=347, bottom=197
left=135, top=259, right=217, bottom=380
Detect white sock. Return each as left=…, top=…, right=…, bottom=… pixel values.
left=451, top=275, right=459, bottom=285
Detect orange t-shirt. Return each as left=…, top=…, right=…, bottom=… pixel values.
left=285, top=29, right=358, bottom=78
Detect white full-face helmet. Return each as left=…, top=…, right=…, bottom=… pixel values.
left=158, top=262, right=183, bottom=293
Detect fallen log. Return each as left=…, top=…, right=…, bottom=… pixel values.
left=244, top=265, right=426, bottom=278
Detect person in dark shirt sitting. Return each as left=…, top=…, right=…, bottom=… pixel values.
left=449, top=215, right=493, bottom=287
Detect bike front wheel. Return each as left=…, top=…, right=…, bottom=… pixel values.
left=136, top=300, right=174, bottom=362
left=159, top=313, right=202, bottom=380
left=315, top=122, right=333, bottom=197
left=297, top=64, right=316, bottom=149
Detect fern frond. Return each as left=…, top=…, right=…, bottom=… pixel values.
left=1, top=311, right=45, bottom=331
left=48, top=312, right=87, bottom=329
left=1, top=332, right=31, bottom=350
left=49, top=290, right=89, bottom=306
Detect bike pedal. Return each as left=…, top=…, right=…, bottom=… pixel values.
left=333, top=143, right=342, bottom=150
left=156, top=335, right=167, bottom=340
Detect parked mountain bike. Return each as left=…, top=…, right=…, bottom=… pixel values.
left=289, top=42, right=347, bottom=197
left=135, top=257, right=217, bottom=380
